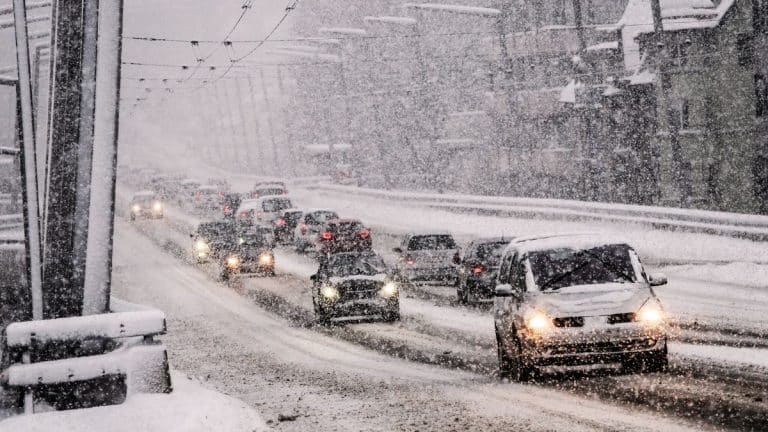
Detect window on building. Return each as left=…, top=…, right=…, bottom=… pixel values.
left=680, top=100, right=691, bottom=129
left=736, top=34, right=754, bottom=67
left=757, top=74, right=768, bottom=117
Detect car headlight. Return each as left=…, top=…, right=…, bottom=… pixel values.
left=131, top=204, right=141, bottom=213
left=379, top=282, right=398, bottom=298
left=320, top=285, right=339, bottom=301
left=259, top=253, right=273, bottom=266
left=226, top=255, right=241, bottom=269
left=238, top=237, right=245, bottom=245
left=636, top=301, right=664, bottom=324
left=525, top=311, right=552, bottom=332
left=194, top=240, right=209, bottom=251
left=152, top=201, right=163, bottom=212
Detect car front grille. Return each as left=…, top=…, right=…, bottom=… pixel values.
left=338, top=280, right=380, bottom=300
left=543, top=338, right=657, bottom=356
left=552, top=317, right=584, bottom=328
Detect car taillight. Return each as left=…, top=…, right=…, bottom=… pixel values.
left=359, top=229, right=370, bottom=239
left=321, top=231, right=332, bottom=240
left=276, top=218, right=286, bottom=226
left=300, top=223, right=308, bottom=234
left=223, top=205, right=231, bottom=215
left=405, top=256, right=414, bottom=266
left=239, top=212, right=248, bottom=220
left=195, top=192, right=201, bottom=200
left=473, top=265, right=485, bottom=274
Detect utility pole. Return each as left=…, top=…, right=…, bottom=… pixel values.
left=571, top=0, right=598, bottom=200
left=233, top=76, right=253, bottom=170
left=246, top=75, right=264, bottom=170
left=259, top=68, right=281, bottom=174
left=650, top=0, right=688, bottom=204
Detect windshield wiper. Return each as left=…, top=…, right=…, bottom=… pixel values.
left=580, top=249, right=635, bottom=284
left=539, top=258, right=591, bottom=291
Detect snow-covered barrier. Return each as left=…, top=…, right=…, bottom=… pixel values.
left=0, top=214, right=23, bottom=231
left=306, top=184, right=768, bottom=241
left=1, top=308, right=171, bottom=414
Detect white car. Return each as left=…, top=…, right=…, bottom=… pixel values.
left=493, top=234, right=669, bottom=381
left=393, top=233, right=460, bottom=285
left=236, top=196, right=294, bottom=226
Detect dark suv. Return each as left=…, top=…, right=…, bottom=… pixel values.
left=456, top=237, right=511, bottom=304
left=311, top=252, right=400, bottom=323
left=317, top=219, right=371, bottom=256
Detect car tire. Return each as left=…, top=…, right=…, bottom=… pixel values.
left=641, top=343, right=669, bottom=373
left=130, top=214, right=136, bottom=221
left=383, top=309, right=401, bottom=322
left=497, top=328, right=533, bottom=382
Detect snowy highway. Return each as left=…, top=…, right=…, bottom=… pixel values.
left=113, top=182, right=768, bottom=431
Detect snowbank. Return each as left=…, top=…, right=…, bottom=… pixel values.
left=0, top=372, right=267, bottom=432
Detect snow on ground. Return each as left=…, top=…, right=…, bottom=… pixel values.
left=670, top=343, right=768, bottom=370
left=0, top=372, right=267, bottom=432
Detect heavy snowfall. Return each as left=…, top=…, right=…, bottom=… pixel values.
left=1, top=0, right=768, bottom=431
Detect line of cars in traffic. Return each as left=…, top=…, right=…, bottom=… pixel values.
left=123, top=169, right=670, bottom=380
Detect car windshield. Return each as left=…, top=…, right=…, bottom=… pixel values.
left=331, top=222, right=363, bottom=234
left=133, top=195, right=156, bottom=204
left=408, top=235, right=456, bottom=250
left=284, top=212, right=302, bottom=224
left=262, top=198, right=292, bottom=212
left=528, top=244, right=638, bottom=291
left=326, top=254, right=386, bottom=277
left=473, top=242, right=508, bottom=266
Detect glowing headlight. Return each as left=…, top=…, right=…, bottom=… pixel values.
left=525, top=311, right=552, bottom=332
left=152, top=201, right=163, bottom=212
left=194, top=240, right=209, bottom=251
left=320, top=285, right=339, bottom=301
left=258, top=253, right=273, bottom=265
left=636, top=302, right=664, bottom=324
left=226, top=255, right=241, bottom=269
left=131, top=204, right=141, bottom=213
left=238, top=237, right=245, bottom=245
left=379, top=282, right=398, bottom=298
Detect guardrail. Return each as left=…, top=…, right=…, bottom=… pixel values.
left=306, top=184, right=768, bottom=241
left=1, top=309, right=171, bottom=414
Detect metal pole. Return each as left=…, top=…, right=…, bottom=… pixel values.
left=246, top=75, right=264, bottom=170
left=83, top=0, right=124, bottom=315
left=259, top=68, right=281, bottom=173
left=43, top=0, right=86, bottom=319
left=71, top=0, right=100, bottom=303
left=13, top=0, right=43, bottom=320
left=233, top=77, right=253, bottom=170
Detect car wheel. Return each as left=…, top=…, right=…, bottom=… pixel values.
left=496, top=329, right=513, bottom=380
left=639, top=343, right=669, bottom=373
left=497, top=329, right=533, bottom=382
left=383, top=309, right=400, bottom=322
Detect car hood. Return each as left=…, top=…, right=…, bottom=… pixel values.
left=329, top=274, right=387, bottom=285
left=530, top=283, right=651, bottom=317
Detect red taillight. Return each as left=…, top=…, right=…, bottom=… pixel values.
left=239, top=212, right=248, bottom=220
left=359, top=229, right=370, bottom=238
left=473, top=265, right=485, bottom=274
left=276, top=218, right=286, bottom=226
left=219, top=192, right=225, bottom=198
left=405, top=256, right=414, bottom=266
left=223, top=205, right=231, bottom=215
left=195, top=192, right=201, bottom=200
left=300, top=223, right=308, bottom=234
left=321, top=231, right=332, bottom=240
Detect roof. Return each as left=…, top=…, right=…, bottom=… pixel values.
left=304, top=208, right=338, bottom=215
left=303, top=143, right=352, bottom=155
left=616, top=0, right=735, bottom=70
left=402, top=3, right=501, bottom=17
left=133, top=190, right=155, bottom=197
left=473, top=236, right=514, bottom=244
left=585, top=41, right=619, bottom=52
left=508, top=233, right=633, bottom=256
left=327, top=218, right=362, bottom=225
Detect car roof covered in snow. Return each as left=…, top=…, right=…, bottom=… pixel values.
left=133, top=190, right=156, bottom=198
left=507, top=233, right=633, bottom=256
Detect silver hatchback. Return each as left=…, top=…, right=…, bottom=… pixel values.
left=493, top=234, right=668, bottom=381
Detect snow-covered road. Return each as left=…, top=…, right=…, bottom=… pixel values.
left=112, top=182, right=768, bottom=430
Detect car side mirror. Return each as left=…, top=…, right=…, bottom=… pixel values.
left=649, top=273, right=668, bottom=287
left=189, top=233, right=194, bottom=238
left=310, top=274, right=317, bottom=282
left=393, top=247, right=402, bottom=254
